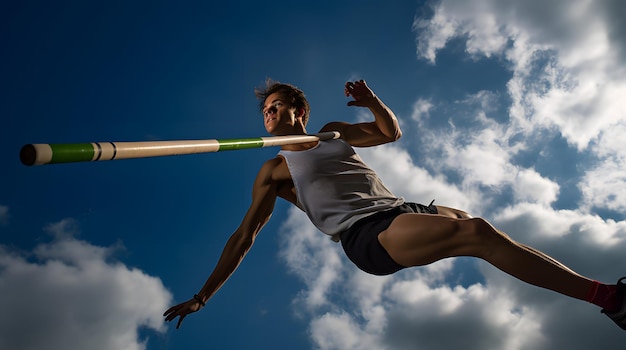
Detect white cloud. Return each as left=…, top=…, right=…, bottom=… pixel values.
left=383, top=279, right=547, bottom=350
left=0, top=219, right=172, bottom=350
left=580, top=159, right=626, bottom=213
left=44, top=217, right=80, bottom=238
left=410, top=105, right=522, bottom=209
left=410, top=98, right=433, bottom=123
left=447, top=128, right=515, bottom=187
left=495, top=203, right=626, bottom=252
left=416, top=0, right=626, bottom=150
left=358, top=144, right=474, bottom=211
left=310, top=312, right=383, bottom=350
left=512, top=169, right=560, bottom=206
left=413, top=0, right=626, bottom=213
left=279, top=207, right=346, bottom=311
left=580, top=123, right=626, bottom=212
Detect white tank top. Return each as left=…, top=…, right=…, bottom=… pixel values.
left=278, top=139, right=404, bottom=241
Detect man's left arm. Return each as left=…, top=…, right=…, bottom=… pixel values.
left=320, top=80, right=402, bottom=147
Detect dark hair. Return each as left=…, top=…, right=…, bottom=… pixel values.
left=255, top=79, right=310, bottom=126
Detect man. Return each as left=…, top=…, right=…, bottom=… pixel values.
left=164, top=79, right=625, bottom=330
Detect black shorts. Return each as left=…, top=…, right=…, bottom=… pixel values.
left=340, top=202, right=438, bottom=276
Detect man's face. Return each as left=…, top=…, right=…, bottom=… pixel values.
left=262, top=92, right=298, bottom=134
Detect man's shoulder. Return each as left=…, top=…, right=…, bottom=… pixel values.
left=262, top=156, right=284, bottom=169
left=258, top=156, right=291, bottom=183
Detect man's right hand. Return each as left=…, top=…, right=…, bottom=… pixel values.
left=163, top=297, right=204, bottom=329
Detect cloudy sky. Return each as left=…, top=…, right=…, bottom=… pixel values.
left=2, top=0, right=626, bottom=349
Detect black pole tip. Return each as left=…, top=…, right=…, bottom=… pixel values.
left=20, top=144, right=36, bottom=166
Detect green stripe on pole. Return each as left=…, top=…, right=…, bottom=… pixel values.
left=49, top=143, right=95, bottom=164
left=217, top=138, right=264, bottom=151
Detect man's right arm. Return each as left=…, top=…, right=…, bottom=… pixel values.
left=163, top=158, right=281, bottom=328
left=194, top=158, right=280, bottom=302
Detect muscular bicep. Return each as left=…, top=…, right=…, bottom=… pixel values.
left=320, top=121, right=395, bottom=147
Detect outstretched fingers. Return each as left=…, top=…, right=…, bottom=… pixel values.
left=163, top=299, right=202, bottom=329
left=163, top=305, right=185, bottom=329
left=344, top=80, right=375, bottom=106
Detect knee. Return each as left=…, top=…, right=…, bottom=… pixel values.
left=462, top=217, right=506, bottom=255
left=455, top=209, right=472, bottom=219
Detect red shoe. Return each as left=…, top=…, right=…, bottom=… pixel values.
left=601, top=277, right=626, bottom=330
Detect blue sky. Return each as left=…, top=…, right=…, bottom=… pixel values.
left=2, top=0, right=626, bottom=349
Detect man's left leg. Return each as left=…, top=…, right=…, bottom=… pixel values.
left=378, top=211, right=623, bottom=313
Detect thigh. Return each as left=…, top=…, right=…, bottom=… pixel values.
left=378, top=213, right=477, bottom=267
